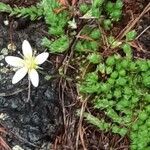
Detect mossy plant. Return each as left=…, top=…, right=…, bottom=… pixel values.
left=78, top=55, right=150, bottom=149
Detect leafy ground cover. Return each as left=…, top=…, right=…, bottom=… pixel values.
left=0, top=0, right=150, bottom=150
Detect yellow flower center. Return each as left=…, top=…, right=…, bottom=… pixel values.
left=24, top=57, right=37, bottom=70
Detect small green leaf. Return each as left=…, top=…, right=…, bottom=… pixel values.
left=126, top=30, right=137, bottom=41
left=110, top=10, right=122, bottom=21
left=142, top=75, right=150, bottom=87
left=106, top=66, right=113, bottom=74
left=106, top=56, right=115, bottom=66
left=42, top=36, right=70, bottom=53
left=108, top=78, right=115, bottom=85
left=144, top=94, right=150, bottom=102
left=121, top=59, right=129, bottom=68
left=97, top=63, right=105, bottom=74
left=139, top=111, right=148, bottom=121
left=129, top=62, right=137, bottom=71
left=114, top=89, right=122, bottom=98
left=116, top=77, right=127, bottom=86
left=88, top=53, right=101, bottom=64
left=122, top=43, right=132, bottom=58
left=106, top=1, right=113, bottom=11
left=119, top=69, right=126, bottom=76
left=103, top=19, right=112, bottom=30
left=100, top=83, right=111, bottom=92
left=119, top=128, right=127, bottom=136
left=0, top=2, right=12, bottom=13
left=79, top=4, right=89, bottom=14
left=115, top=0, right=123, bottom=9
left=90, top=29, right=101, bottom=40
left=111, top=71, right=118, bottom=79
left=108, top=36, right=122, bottom=48
left=124, top=86, right=132, bottom=95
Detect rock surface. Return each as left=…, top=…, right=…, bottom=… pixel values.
left=0, top=15, right=63, bottom=150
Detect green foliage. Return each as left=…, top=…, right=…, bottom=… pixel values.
left=91, top=0, right=105, bottom=18
left=41, top=0, right=70, bottom=52
left=75, top=40, right=99, bottom=53
left=0, top=0, right=124, bottom=53
left=87, top=53, right=102, bottom=64
left=103, top=19, right=112, bottom=30
left=90, top=29, right=101, bottom=40
left=0, top=2, right=12, bottom=13
left=122, top=43, right=132, bottom=58
left=82, top=112, right=111, bottom=131
left=0, top=2, right=42, bottom=20
left=79, top=4, right=89, bottom=14
left=105, top=0, right=123, bottom=21
left=42, top=0, right=69, bottom=36
left=126, top=30, right=137, bottom=41
left=79, top=72, right=100, bottom=94
left=42, top=36, right=70, bottom=53
left=0, top=0, right=70, bottom=53
left=11, top=4, right=43, bottom=20
left=78, top=55, right=150, bottom=149
left=75, top=27, right=101, bottom=53
left=130, top=107, right=150, bottom=150
left=108, top=36, right=122, bottom=48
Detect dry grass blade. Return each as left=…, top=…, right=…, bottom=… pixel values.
left=102, top=2, right=150, bottom=57
left=75, top=96, right=91, bottom=150
left=117, top=2, right=150, bottom=40
left=0, top=137, right=11, bottom=150
left=57, top=0, right=69, bottom=6
left=71, top=0, right=78, bottom=6
left=0, top=128, right=7, bottom=134
left=0, top=127, right=11, bottom=150
left=136, top=25, right=150, bottom=39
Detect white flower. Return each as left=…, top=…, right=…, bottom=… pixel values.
left=5, top=40, right=49, bottom=87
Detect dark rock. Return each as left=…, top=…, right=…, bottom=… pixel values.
left=0, top=16, right=63, bottom=150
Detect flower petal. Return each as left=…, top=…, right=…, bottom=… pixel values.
left=5, top=56, right=24, bottom=67
left=12, top=67, right=28, bottom=84
left=22, top=40, right=32, bottom=58
left=35, top=52, right=49, bottom=65
left=29, top=69, right=39, bottom=87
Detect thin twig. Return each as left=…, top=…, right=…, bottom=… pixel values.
left=0, top=88, right=27, bottom=97
left=75, top=96, right=90, bottom=150
left=114, top=145, right=129, bottom=150
left=1, top=123, right=39, bottom=148
left=0, top=137, right=11, bottom=150
left=102, top=3, right=150, bottom=57
left=136, top=25, right=150, bottom=39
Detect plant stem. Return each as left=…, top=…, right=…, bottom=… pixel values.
left=27, top=78, right=31, bottom=102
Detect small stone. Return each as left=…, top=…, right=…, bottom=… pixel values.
left=11, top=102, right=18, bottom=109
left=28, top=130, right=40, bottom=142
left=1, top=48, right=8, bottom=55
left=4, top=20, right=9, bottom=26
left=0, top=113, right=8, bottom=120
left=7, top=43, right=17, bottom=51
left=0, top=55, right=4, bottom=61
left=0, top=68, right=9, bottom=73
left=0, top=63, right=4, bottom=66
left=12, top=145, right=24, bottom=150
left=44, top=75, right=52, bottom=81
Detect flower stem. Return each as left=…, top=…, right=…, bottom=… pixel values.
left=27, top=77, right=31, bottom=102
